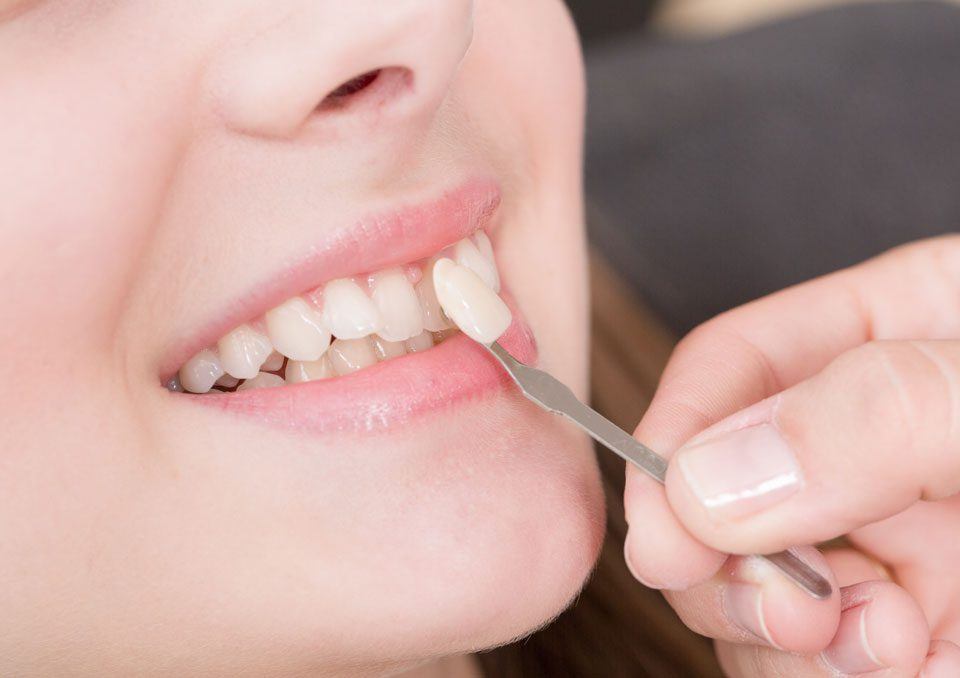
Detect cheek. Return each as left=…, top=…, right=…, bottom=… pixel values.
left=459, top=0, right=588, bottom=391
left=0, top=27, right=194, bottom=406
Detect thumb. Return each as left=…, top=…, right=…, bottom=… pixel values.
left=664, top=340, right=960, bottom=554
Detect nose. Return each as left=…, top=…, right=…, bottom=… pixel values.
left=209, top=0, right=475, bottom=139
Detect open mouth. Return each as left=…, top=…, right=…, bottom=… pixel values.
left=169, top=229, right=500, bottom=394
left=163, top=180, right=536, bottom=433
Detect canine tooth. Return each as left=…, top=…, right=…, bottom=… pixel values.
left=217, top=324, right=273, bottom=379
left=432, top=258, right=511, bottom=344
left=237, top=372, right=286, bottom=391
left=265, top=297, right=331, bottom=361
left=370, top=268, right=424, bottom=342
left=472, top=231, right=495, bottom=263
left=166, top=376, right=185, bottom=392
left=216, top=374, right=240, bottom=388
left=327, top=337, right=378, bottom=375
left=320, top=278, right=383, bottom=339
left=453, top=238, right=499, bottom=292
left=261, top=351, right=285, bottom=372
left=405, top=330, right=434, bottom=353
left=179, top=349, right=225, bottom=394
left=371, top=336, right=407, bottom=361
left=416, top=260, right=453, bottom=332
left=285, top=356, right=337, bottom=383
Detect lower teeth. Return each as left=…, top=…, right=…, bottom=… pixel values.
left=170, top=329, right=457, bottom=394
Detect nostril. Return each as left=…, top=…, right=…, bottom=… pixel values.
left=326, top=70, right=381, bottom=101
left=316, top=67, right=412, bottom=114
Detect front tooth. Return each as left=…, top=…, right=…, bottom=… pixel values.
left=179, top=348, right=225, bottom=394
left=327, top=337, right=378, bottom=376
left=416, top=259, right=453, bottom=332
left=266, top=297, right=331, bottom=361
left=320, top=278, right=383, bottom=339
left=453, top=238, right=500, bottom=292
left=371, top=336, right=407, bottom=361
left=237, top=372, right=286, bottom=391
left=370, top=268, right=424, bottom=342
left=432, top=258, right=511, bottom=344
left=405, top=330, right=434, bottom=353
left=217, top=324, right=273, bottom=379
left=285, top=356, right=337, bottom=384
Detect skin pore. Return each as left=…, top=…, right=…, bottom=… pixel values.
left=0, top=1, right=605, bottom=676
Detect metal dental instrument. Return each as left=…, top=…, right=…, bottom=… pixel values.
left=484, top=340, right=833, bottom=601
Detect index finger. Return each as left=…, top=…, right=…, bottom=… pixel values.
left=624, top=235, right=960, bottom=589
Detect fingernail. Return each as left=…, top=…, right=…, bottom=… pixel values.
left=723, top=582, right=777, bottom=646
left=822, top=604, right=885, bottom=674
left=675, top=424, right=803, bottom=520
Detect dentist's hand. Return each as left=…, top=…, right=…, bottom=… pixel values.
left=623, top=236, right=960, bottom=676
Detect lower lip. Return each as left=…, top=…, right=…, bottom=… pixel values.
left=200, top=298, right=537, bottom=435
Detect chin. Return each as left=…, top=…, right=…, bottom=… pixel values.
left=380, top=400, right=607, bottom=658
left=302, top=398, right=604, bottom=664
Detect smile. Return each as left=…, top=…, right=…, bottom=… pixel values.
left=164, top=179, right=537, bottom=433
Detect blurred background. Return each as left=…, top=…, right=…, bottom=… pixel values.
left=479, top=1, right=960, bottom=675
left=575, top=0, right=960, bottom=336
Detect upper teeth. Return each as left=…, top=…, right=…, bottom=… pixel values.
left=172, top=233, right=500, bottom=394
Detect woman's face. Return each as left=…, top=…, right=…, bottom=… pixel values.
left=0, top=1, right=604, bottom=674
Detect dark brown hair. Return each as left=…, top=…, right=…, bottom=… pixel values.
left=476, top=252, right=723, bottom=677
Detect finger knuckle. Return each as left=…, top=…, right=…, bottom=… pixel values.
left=890, top=237, right=960, bottom=332
left=832, top=342, right=924, bottom=445
left=835, top=341, right=960, bottom=497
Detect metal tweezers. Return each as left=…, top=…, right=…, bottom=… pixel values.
left=484, top=341, right=832, bottom=601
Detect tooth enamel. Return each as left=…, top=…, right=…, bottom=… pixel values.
left=432, top=258, right=511, bottom=345
left=370, top=268, right=424, bottom=342
left=261, top=351, right=286, bottom=372
left=285, top=356, right=337, bottom=383
left=320, top=278, right=383, bottom=340
left=371, top=336, right=407, bottom=361
left=327, top=337, right=378, bottom=376
left=265, top=297, right=331, bottom=361
left=217, top=324, right=274, bottom=379
left=179, top=348, right=226, bottom=394
left=405, top=330, right=434, bottom=353
left=453, top=238, right=500, bottom=292
left=216, top=374, right=240, bottom=388
left=472, top=231, right=495, bottom=263
left=176, top=237, right=506, bottom=392
left=237, top=372, right=286, bottom=391
left=417, top=259, right=453, bottom=332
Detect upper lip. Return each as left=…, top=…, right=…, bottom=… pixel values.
left=160, top=178, right=501, bottom=380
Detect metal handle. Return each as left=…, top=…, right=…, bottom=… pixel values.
left=486, top=341, right=833, bottom=601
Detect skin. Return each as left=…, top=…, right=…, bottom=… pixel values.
left=0, top=1, right=605, bottom=676
left=625, top=237, right=960, bottom=676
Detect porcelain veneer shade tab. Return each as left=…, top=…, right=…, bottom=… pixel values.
left=432, top=258, right=511, bottom=345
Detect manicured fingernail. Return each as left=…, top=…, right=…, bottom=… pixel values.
left=822, top=604, right=885, bottom=674
left=723, top=582, right=777, bottom=646
left=675, top=424, right=803, bottom=520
